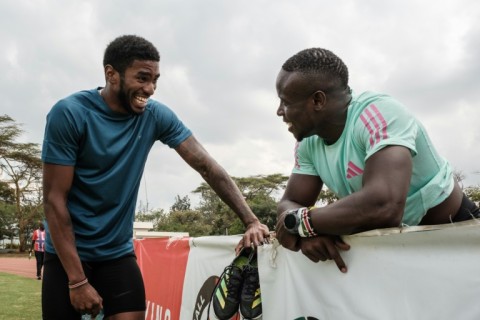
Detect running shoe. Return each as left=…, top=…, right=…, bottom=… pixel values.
left=212, top=248, right=254, bottom=320
left=239, top=253, right=262, bottom=319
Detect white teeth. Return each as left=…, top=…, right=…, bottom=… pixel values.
left=135, top=96, right=148, bottom=103
left=287, top=122, right=293, bottom=128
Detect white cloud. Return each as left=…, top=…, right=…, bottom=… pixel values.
left=2, top=0, right=480, bottom=210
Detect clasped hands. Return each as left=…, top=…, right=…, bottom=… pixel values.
left=276, top=218, right=350, bottom=273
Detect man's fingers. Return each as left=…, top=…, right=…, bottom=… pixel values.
left=235, top=239, right=244, bottom=256
left=240, top=224, right=271, bottom=255
left=304, top=252, right=320, bottom=263
left=335, top=238, right=351, bottom=251
left=89, top=298, right=103, bottom=317
left=301, top=245, right=326, bottom=262
left=242, top=235, right=252, bottom=249
left=327, top=244, right=347, bottom=273
left=91, top=305, right=102, bottom=318
left=71, top=286, right=103, bottom=316
left=335, top=260, right=348, bottom=273
left=244, top=229, right=269, bottom=248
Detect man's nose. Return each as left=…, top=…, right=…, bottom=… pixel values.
left=145, top=82, right=156, bottom=95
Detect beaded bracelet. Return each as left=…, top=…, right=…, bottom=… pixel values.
left=68, top=278, right=89, bottom=290
left=298, top=207, right=318, bottom=237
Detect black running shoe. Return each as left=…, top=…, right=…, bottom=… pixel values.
left=239, top=253, right=262, bottom=319
left=212, top=248, right=253, bottom=320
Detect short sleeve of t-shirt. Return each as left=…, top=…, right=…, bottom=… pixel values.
left=352, top=97, right=418, bottom=161
left=42, top=99, right=85, bottom=166
left=150, top=101, right=192, bottom=148
left=292, top=141, right=320, bottom=176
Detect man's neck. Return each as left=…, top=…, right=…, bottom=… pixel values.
left=322, top=91, right=352, bottom=145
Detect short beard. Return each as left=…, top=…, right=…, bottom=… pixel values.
left=117, top=76, right=137, bottom=115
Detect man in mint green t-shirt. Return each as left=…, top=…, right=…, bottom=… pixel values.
left=275, top=48, right=479, bottom=273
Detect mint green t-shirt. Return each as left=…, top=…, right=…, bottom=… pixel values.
left=292, top=91, right=453, bottom=226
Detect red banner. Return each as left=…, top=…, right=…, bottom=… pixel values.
left=135, top=238, right=190, bottom=320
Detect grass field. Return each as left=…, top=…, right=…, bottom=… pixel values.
left=0, top=272, right=41, bottom=320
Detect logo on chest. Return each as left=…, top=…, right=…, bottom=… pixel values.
left=346, top=161, right=364, bottom=179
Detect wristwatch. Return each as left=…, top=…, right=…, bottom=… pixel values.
left=284, top=208, right=302, bottom=235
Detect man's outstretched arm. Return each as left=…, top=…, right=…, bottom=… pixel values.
left=175, top=135, right=270, bottom=248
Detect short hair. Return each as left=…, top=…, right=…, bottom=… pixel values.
left=282, top=48, right=349, bottom=90
left=103, top=35, right=160, bottom=74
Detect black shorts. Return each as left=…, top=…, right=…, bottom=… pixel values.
left=42, top=252, right=146, bottom=319
left=452, top=194, right=480, bottom=222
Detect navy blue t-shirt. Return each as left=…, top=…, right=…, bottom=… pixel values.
left=42, top=88, right=192, bottom=261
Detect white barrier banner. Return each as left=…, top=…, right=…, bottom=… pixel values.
left=258, top=221, right=480, bottom=320
left=180, top=235, right=242, bottom=320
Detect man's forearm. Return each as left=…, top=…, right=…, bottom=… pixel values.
left=176, top=136, right=259, bottom=227
left=44, top=203, right=85, bottom=283
left=307, top=191, right=403, bottom=236
left=203, top=166, right=259, bottom=226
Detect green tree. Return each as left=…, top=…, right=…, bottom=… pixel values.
left=0, top=180, right=15, bottom=203
left=192, top=173, right=289, bottom=235
left=170, top=195, right=191, bottom=211
left=0, top=178, right=16, bottom=248
left=0, top=201, right=16, bottom=247
left=0, top=115, right=43, bottom=251
left=159, top=209, right=212, bottom=237
left=233, top=174, right=288, bottom=231
left=135, top=207, right=167, bottom=230
left=192, top=182, right=232, bottom=235
left=162, top=195, right=212, bottom=236
left=317, top=186, right=339, bottom=205
left=464, top=185, right=480, bottom=204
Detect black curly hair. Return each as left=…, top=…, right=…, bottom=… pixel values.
left=282, top=48, right=349, bottom=90
left=103, top=35, right=160, bottom=74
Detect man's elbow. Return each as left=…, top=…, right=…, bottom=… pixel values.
left=376, top=203, right=404, bottom=228
left=277, top=199, right=293, bottom=217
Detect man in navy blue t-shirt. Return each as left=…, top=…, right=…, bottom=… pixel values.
left=41, top=34, right=269, bottom=319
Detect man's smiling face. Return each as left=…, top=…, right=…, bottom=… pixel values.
left=276, top=70, right=318, bottom=142
left=115, top=59, right=160, bottom=115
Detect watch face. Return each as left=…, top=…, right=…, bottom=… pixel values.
left=284, top=213, right=298, bottom=229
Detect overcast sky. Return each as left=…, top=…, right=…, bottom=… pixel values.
left=2, top=0, right=480, bottom=211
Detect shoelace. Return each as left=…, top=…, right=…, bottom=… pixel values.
left=224, top=265, right=244, bottom=302
left=241, top=265, right=259, bottom=299
left=207, top=264, right=244, bottom=318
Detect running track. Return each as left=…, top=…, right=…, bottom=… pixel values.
left=0, top=256, right=38, bottom=279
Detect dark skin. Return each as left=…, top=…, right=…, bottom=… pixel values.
left=275, top=69, right=463, bottom=273
left=43, top=59, right=269, bottom=319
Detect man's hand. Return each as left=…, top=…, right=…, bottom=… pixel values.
left=69, top=283, right=103, bottom=318
left=243, top=220, right=270, bottom=247
left=275, top=211, right=300, bottom=252
left=299, top=236, right=350, bottom=273
left=234, top=221, right=270, bottom=255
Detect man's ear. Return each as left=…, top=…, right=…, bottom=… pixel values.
left=104, top=64, right=119, bottom=85
left=312, top=90, right=327, bottom=110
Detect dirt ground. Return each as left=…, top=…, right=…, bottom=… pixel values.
left=0, top=255, right=38, bottom=279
